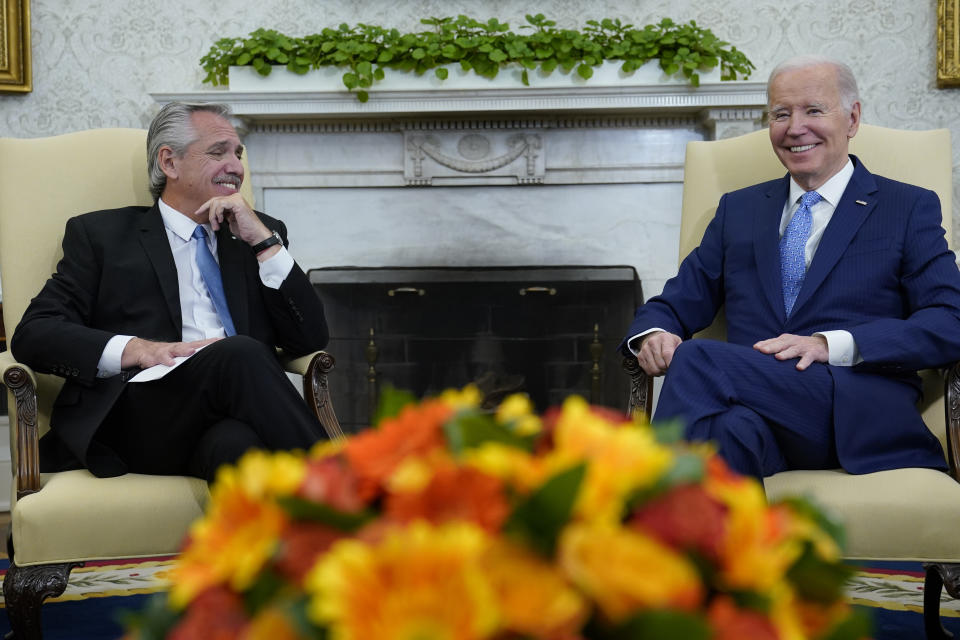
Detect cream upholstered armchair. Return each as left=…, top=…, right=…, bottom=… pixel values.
left=0, top=128, right=342, bottom=639
left=625, top=124, right=960, bottom=638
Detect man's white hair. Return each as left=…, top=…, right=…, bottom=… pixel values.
left=768, top=55, right=861, bottom=113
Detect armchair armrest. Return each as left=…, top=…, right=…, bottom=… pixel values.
left=0, top=350, right=42, bottom=499
left=944, top=363, right=960, bottom=482
left=622, top=356, right=654, bottom=422
left=279, top=350, right=345, bottom=442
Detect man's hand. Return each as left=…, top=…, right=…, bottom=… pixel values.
left=195, top=192, right=273, bottom=245
left=121, top=337, right=221, bottom=370
left=636, top=331, right=683, bottom=376
left=753, top=333, right=829, bottom=370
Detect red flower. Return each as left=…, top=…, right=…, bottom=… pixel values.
left=273, top=521, right=346, bottom=585
left=298, top=456, right=367, bottom=512
left=708, top=596, right=779, bottom=640
left=168, top=586, right=248, bottom=640
left=628, top=484, right=728, bottom=561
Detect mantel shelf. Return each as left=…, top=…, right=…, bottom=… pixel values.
left=151, top=80, right=768, bottom=123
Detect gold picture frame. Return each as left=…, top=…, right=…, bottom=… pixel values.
left=0, top=0, right=30, bottom=93
left=939, top=0, right=960, bottom=87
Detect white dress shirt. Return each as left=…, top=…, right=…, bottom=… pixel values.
left=96, top=199, right=295, bottom=376
left=629, top=159, right=861, bottom=366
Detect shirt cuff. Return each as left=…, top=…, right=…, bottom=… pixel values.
left=815, top=330, right=862, bottom=366
left=626, top=328, right=665, bottom=356
left=258, top=246, right=295, bottom=289
left=98, top=334, right=134, bottom=377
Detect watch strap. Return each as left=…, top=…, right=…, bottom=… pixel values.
left=252, top=230, right=282, bottom=255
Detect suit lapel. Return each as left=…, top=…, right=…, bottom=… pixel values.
left=216, top=228, right=250, bottom=334
left=754, top=177, right=790, bottom=324
left=790, top=158, right=878, bottom=316
left=138, top=204, right=182, bottom=335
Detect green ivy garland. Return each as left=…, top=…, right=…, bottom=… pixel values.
left=201, top=14, right=755, bottom=102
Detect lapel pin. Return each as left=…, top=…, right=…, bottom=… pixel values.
left=855, top=200, right=868, bottom=205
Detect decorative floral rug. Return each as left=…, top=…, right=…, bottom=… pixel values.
left=0, top=558, right=957, bottom=639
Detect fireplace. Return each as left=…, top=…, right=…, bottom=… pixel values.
left=310, top=266, right=641, bottom=433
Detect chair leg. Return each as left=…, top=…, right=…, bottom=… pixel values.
left=2, top=557, right=81, bottom=640
left=923, top=562, right=960, bottom=639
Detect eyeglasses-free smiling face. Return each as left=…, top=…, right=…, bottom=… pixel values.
left=164, top=111, right=245, bottom=215
left=767, top=63, right=860, bottom=192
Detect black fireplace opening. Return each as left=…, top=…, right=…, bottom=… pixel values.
left=309, top=266, right=642, bottom=434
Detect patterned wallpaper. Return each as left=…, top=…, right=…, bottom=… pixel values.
left=1, top=0, right=958, bottom=226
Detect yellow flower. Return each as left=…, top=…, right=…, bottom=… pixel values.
left=484, top=539, right=587, bottom=637
left=306, top=521, right=500, bottom=640
left=559, top=522, right=703, bottom=623
left=228, top=449, right=308, bottom=500
left=495, top=393, right=541, bottom=436
left=169, top=472, right=287, bottom=608
left=708, top=473, right=799, bottom=592
left=440, top=384, right=484, bottom=410
left=461, top=443, right=542, bottom=492
left=551, top=396, right=673, bottom=522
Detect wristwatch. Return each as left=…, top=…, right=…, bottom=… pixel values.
left=251, top=230, right=282, bottom=255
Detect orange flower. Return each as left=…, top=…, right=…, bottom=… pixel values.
left=385, top=458, right=509, bottom=532
left=483, top=539, right=588, bottom=638
left=305, top=521, right=499, bottom=640
left=243, top=607, right=302, bottom=640
left=628, top=483, right=728, bottom=561
left=345, top=399, right=453, bottom=498
left=559, top=522, right=703, bottom=623
left=707, top=596, right=779, bottom=640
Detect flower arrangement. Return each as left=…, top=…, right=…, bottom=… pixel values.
left=128, top=387, right=868, bottom=640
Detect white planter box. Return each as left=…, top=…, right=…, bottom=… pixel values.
left=228, top=60, right=724, bottom=93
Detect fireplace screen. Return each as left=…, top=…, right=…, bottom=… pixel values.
left=309, top=266, right=642, bottom=433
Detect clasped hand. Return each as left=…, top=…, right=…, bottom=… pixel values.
left=636, top=331, right=829, bottom=376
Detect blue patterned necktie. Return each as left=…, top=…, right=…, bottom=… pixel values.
left=192, top=225, right=236, bottom=336
left=780, top=190, right=822, bottom=317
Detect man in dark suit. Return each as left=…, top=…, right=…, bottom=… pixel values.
left=11, top=101, right=330, bottom=482
left=621, top=55, right=960, bottom=480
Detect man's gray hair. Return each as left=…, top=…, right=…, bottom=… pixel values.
left=146, top=101, right=232, bottom=201
left=767, top=55, right=861, bottom=113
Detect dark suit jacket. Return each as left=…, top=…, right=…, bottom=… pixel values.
left=11, top=204, right=329, bottom=471
left=622, top=156, right=960, bottom=473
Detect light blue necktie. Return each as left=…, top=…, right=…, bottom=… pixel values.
left=192, top=225, right=236, bottom=336
left=780, top=190, right=822, bottom=317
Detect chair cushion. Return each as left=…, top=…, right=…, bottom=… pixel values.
left=11, top=470, right=209, bottom=566
left=764, top=467, right=960, bottom=562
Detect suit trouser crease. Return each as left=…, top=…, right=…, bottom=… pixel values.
left=653, top=339, right=839, bottom=478
left=95, top=335, right=325, bottom=481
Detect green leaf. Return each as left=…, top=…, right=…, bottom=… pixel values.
left=372, top=385, right=418, bottom=426
left=818, top=607, right=873, bottom=640
left=443, top=410, right=533, bottom=455
left=521, top=69, right=529, bottom=86
left=576, top=63, right=594, bottom=79
left=243, top=568, right=286, bottom=613
left=117, top=593, right=181, bottom=640
left=341, top=72, right=358, bottom=89
left=488, top=49, right=507, bottom=63
left=786, top=542, right=855, bottom=603
left=412, top=47, right=426, bottom=59
left=277, top=496, right=375, bottom=532
left=435, top=67, right=449, bottom=80
left=357, top=90, right=370, bottom=102
left=605, top=609, right=712, bottom=640
left=236, top=52, right=252, bottom=66
left=504, top=463, right=586, bottom=556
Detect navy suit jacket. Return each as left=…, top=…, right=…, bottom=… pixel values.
left=11, top=204, right=329, bottom=470
left=623, top=156, right=960, bottom=473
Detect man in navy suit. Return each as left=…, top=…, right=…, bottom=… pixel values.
left=621, top=55, right=960, bottom=480
left=12, top=102, right=330, bottom=482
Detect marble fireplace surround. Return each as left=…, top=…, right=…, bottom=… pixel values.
left=152, top=75, right=768, bottom=301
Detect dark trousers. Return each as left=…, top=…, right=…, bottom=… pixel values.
left=653, top=339, right=840, bottom=480
left=96, top=335, right=326, bottom=482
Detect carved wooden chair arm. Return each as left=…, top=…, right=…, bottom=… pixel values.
left=279, top=349, right=345, bottom=442
left=943, top=362, right=960, bottom=482
left=0, top=350, right=42, bottom=498
left=622, top=355, right=654, bottom=422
